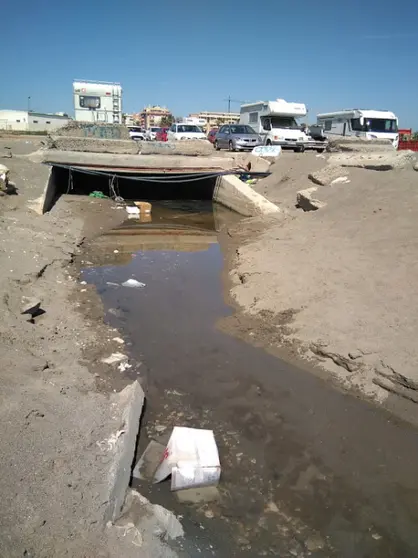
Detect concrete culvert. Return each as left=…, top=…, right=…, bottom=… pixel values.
left=43, top=165, right=219, bottom=212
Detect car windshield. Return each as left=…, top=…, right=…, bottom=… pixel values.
left=270, top=117, right=299, bottom=129
left=129, top=127, right=143, bottom=133
left=177, top=125, right=202, bottom=133
left=229, top=125, right=256, bottom=135
left=150, top=127, right=161, bottom=132
left=364, top=119, right=398, bottom=133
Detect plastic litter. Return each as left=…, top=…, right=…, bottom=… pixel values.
left=89, top=190, right=108, bottom=198
left=101, top=352, right=128, bottom=365
left=153, top=426, right=221, bottom=491
left=126, top=206, right=140, bottom=215
left=122, top=279, right=146, bottom=288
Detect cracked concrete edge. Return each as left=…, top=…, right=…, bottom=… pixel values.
left=105, top=380, right=145, bottom=524
left=214, top=174, right=281, bottom=217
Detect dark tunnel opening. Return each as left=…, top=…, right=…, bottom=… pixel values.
left=49, top=165, right=218, bottom=208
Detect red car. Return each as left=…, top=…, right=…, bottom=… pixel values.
left=207, top=129, right=218, bottom=144
left=156, top=127, right=168, bottom=142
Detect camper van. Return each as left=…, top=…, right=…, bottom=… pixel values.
left=239, top=99, right=311, bottom=151
left=316, top=109, right=399, bottom=148
left=73, top=80, right=122, bottom=124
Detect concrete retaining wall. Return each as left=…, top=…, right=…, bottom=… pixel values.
left=59, top=121, right=130, bottom=140
left=46, top=136, right=139, bottom=155
left=214, top=174, right=280, bottom=216
left=140, top=140, right=214, bottom=157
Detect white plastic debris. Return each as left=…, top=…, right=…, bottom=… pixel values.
left=101, top=352, right=128, bottom=365
left=126, top=206, right=140, bottom=215
left=122, top=279, right=146, bottom=288
left=153, top=427, right=221, bottom=491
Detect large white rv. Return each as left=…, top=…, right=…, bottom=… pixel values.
left=240, top=99, right=311, bottom=151
left=73, top=80, right=122, bottom=124
left=316, top=109, right=399, bottom=148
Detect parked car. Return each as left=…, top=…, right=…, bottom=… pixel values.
left=146, top=127, right=161, bottom=141
left=214, top=124, right=263, bottom=151
left=207, top=129, right=218, bottom=144
left=155, top=127, right=168, bottom=142
left=167, top=124, right=207, bottom=141
left=128, top=126, right=146, bottom=141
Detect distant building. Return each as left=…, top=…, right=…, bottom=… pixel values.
left=138, top=105, right=172, bottom=128
left=123, top=113, right=136, bottom=126
left=0, top=110, right=70, bottom=132
left=188, top=111, right=240, bottom=132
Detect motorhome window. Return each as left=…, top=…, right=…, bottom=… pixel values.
left=33, top=120, right=38, bottom=124
left=351, top=118, right=363, bottom=131
left=324, top=120, right=332, bottom=131
left=80, top=96, right=101, bottom=109
left=364, top=119, right=398, bottom=133
left=249, top=112, right=258, bottom=124
left=270, top=116, right=299, bottom=129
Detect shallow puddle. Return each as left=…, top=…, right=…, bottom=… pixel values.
left=81, top=200, right=418, bottom=557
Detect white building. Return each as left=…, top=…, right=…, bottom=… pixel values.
left=73, top=80, right=122, bottom=124
left=0, top=110, right=70, bottom=132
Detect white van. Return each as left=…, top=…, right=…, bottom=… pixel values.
left=316, top=109, right=399, bottom=148
left=239, top=99, right=309, bottom=152
left=167, top=123, right=207, bottom=141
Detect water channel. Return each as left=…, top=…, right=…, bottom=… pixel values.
left=80, top=199, right=418, bottom=557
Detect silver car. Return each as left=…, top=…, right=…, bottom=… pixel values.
left=214, top=124, right=263, bottom=151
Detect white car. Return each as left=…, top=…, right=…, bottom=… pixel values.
left=128, top=127, right=146, bottom=141
left=167, top=124, right=207, bottom=141
left=146, top=127, right=161, bottom=141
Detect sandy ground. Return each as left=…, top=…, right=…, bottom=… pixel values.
left=229, top=149, right=418, bottom=415
left=0, top=139, right=182, bottom=557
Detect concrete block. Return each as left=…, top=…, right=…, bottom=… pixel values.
left=214, top=174, right=280, bottom=217
left=37, top=150, right=236, bottom=171
left=328, top=151, right=416, bottom=170
left=47, top=136, right=139, bottom=155
left=175, top=486, right=220, bottom=504
left=140, top=140, right=214, bottom=157
left=241, top=153, right=272, bottom=173
left=309, top=165, right=348, bottom=186
left=132, top=440, right=165, bottom=481
left=327, top=136, right=395, bottom=153
left=297, top=187, right=326, bottom=211
left=105, top=380, right=145, bottom=523
left=58, top=121, right=130, bottom=140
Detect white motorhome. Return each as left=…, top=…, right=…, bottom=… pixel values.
left=316, top=109, right=399, bottom=148
left=73, top=80, right=122, bottom=124
left=240, top=99, right=311, bottom=151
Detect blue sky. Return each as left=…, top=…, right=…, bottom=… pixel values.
left=2, top=0, right=418, bottom=127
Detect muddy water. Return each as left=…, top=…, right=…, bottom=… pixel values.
left=82, top=201, right=418, bottom=558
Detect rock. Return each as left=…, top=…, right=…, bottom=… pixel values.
left=296, top=187, right=326, bottom=211
left=413, top=162, right=418, bottom=171
left=175, top=486, right=220, bottom=504
left=309, top=165, right=348, bottom=186
left=21, top=297, right=42, bottom=315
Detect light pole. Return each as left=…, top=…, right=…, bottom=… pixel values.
left=27, top=96, right=31, bottom=113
